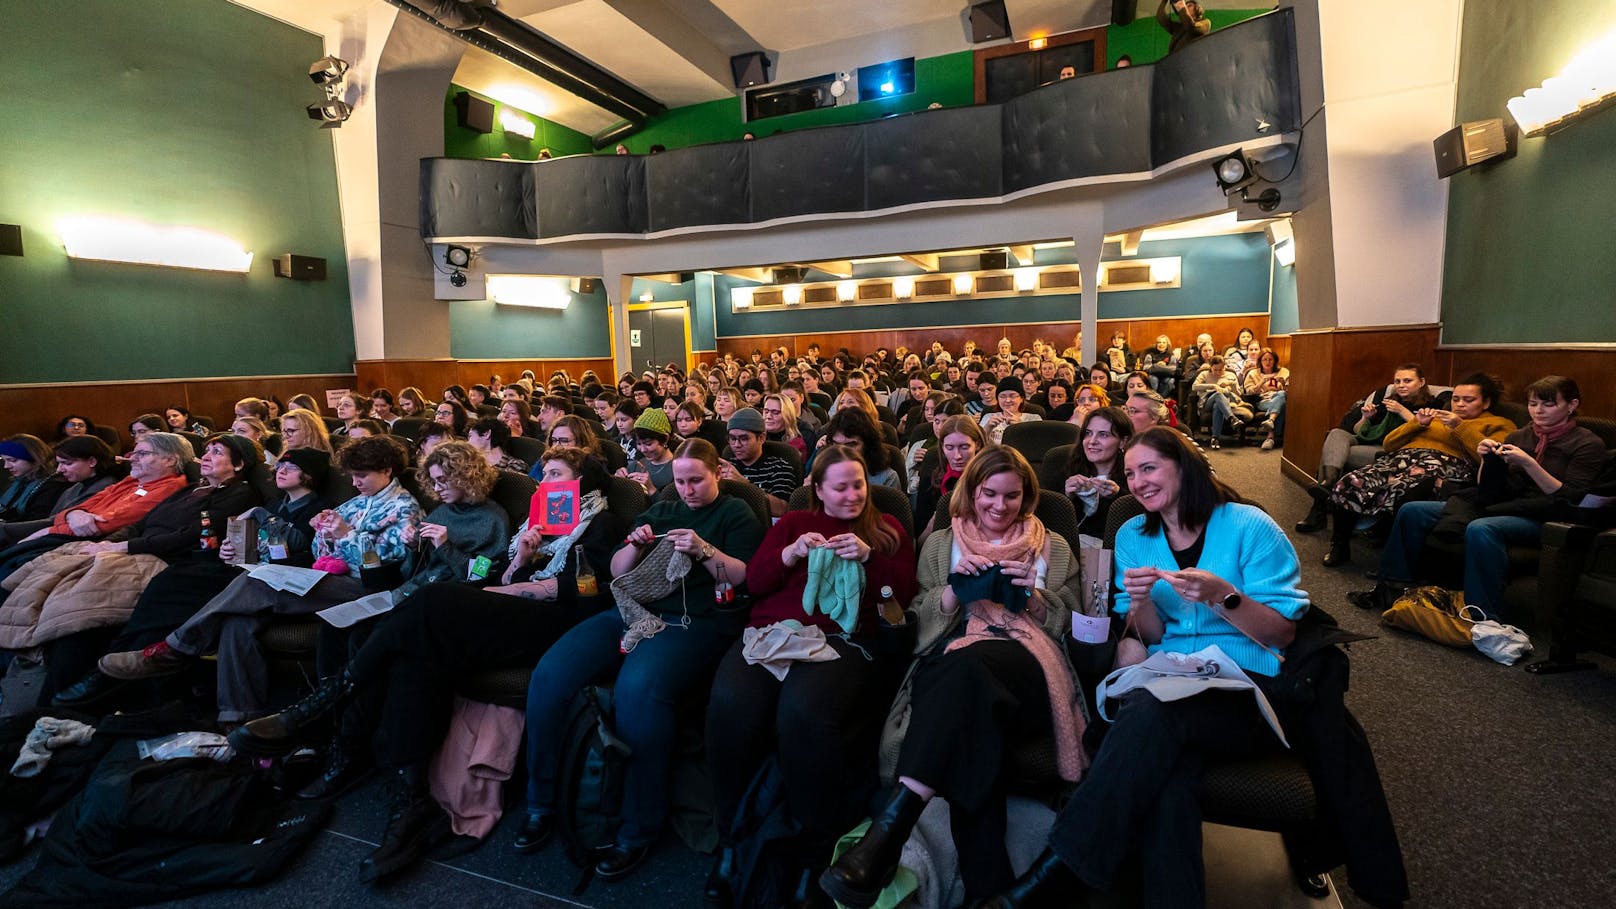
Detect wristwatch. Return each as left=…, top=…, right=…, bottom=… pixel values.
left=699, top=542, right=716, bottom=561
left=1220, top=592, right=1243, bottom=611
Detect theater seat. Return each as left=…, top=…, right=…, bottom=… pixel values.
left=1002, top=420, right=1079, bottom=470
left=785, top=483, right=915, bottom=540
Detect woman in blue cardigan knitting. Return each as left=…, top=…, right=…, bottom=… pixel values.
left=974, top=426, right=1308, bottom=909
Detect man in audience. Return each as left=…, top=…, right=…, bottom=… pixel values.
left=468, top=417, right=528, bottom=473
left=0, top=436, right=118, bottom=548
left=718, top=407, right=798, bottom=516
left=1157, top=0, right=1211, bottom=53
left=537, top=396, right=570, bottom=435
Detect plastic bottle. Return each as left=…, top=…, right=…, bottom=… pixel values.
left=877, top=585, right=906, bottom=627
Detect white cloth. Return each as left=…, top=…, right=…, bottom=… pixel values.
left=1094, top=645, right=1288, bottom=747
left=740, top=620, right=839, bottom=680
left=10, top=716, right=95, bottom=778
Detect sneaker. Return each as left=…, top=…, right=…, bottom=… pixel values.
left=99, top=640, right=190, bottom=680
left=1208, top=438, right=1221, bottom=450
left=1260, top=437, right=1275, bottom=451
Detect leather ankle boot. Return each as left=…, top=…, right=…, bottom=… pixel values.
left=1294, top=500, right=1328, bottom=533
left=360, top=765, right=448, bottom=883
left=819, top=785, right=926, bottom=909
left=969, top=849, right=1084, bottom=909
left=1322, top=511, right=1353, bottom=567
left=704, top=846, right=738, bottom=909
left=229, top=671, right=355, bottom=755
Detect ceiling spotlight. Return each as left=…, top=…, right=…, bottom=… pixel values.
left=1211, top=150, right=1257, bottom=193
left=307, top=99, right=351, bottom=125
left=444, top=245, right=472, bottom=268
left=449, top=270, right=468, bottom=288
left=309, top=56, right=350, bottom=85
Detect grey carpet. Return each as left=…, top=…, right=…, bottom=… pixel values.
left=2, top=443, right=1613, bottom=907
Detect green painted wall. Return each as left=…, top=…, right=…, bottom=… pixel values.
left=0, top=0, right=355, bottom=383
left=1441, top=0, right=1616, bottom=343
left=443, top=85, right=593, bottom=159
left=1106, top=7, right=1274, bottom=66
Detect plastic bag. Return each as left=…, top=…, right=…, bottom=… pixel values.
left=136, top=731, right=235, bottom=762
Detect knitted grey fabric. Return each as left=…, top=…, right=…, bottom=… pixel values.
left=610, top=537, right=692, bottom=652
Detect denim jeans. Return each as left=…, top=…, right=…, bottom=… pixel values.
left=525, top=609, right=733, bottom=845
left=1464, top=516, right=1543, bottom=619
left=1201, top=394, right=1236, bottom=436
left=1257, top=391, right=1286, bottom=439
left=1377, top=500, right=1442, bottom=585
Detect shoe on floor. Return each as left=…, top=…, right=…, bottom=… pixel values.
left=1208, top=438, right=1221, bottom=450
left=1323, top=542, right=1351, bottom=567
left=1260, top=437, right=1275, bottom=451
left=513, top=811, right=555, bottom=853
left=51, top=671, right=129, bottom=709
left=594, top=840, right=652, bottom=881
left=98, top=640, right=190, bottom=681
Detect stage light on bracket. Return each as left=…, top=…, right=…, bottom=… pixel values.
left=1211, top=150, right=1257, bottom=193
left=307, top=99, right=351, bottom=126
left=449, top=270, right=468, bottom=288
left=309, top=56, right=350, bottom=85
left=444, top=245, right=472, bottom=268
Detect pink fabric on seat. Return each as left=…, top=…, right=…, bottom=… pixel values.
left=429, top=696, right=525, bottom=839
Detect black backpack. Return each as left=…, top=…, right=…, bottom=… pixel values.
left=554, top=685, right=629, bottom=892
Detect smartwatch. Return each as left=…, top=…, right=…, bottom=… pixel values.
left=1221, top=592, right=1243, bottom=611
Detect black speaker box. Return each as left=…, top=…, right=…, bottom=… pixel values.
left=1111, top=0, right=1137, bottom=26
left=979, top=250, right=1010, bottom=271
left=731, top=51, right=770, bottom=89
left=274, top=254, right=327, bottom=281
left=0, top=224, right=21, bottom=257
left=969, top=1, right=1011, bottom=42
left=575, top=277, right=601, bottom=294
left=1433, top=119, right=1514, bottom=178
left=453, top=91, right=494, bottom=134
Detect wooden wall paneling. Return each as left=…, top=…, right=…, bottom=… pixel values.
left=354, top=359, right=617, bottom=408
left=0, top=373, right=357, bottom=451
left=1432, top=348, right=1616, bottom=419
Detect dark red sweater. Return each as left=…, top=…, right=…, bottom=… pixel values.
left=745, top=509, right=918, bottom=635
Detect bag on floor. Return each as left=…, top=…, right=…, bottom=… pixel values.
left=1379, top=586, right=1472, bottom=648
left=1462, top=606, right=1533, bottom=666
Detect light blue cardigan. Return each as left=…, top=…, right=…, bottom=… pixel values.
left=1113, top=502, right=1308, bottom=676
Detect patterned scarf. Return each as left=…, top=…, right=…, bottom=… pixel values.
left=1532, top=419, right=1577, bottom=464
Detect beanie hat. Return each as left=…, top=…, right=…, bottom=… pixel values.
left=277, top=447, right=331, bottom=488
left=633, top=408, right=671, bottom=437
left=0, top=441, right=34, bottom=462
left=996, top=376, right=1024, bottom=397
left=208, top=433, right=260, bottom=468
left=727, top=407, right=765, bottom=434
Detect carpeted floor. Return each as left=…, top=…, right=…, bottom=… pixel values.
left=2, top=443, right=1613, bottom=908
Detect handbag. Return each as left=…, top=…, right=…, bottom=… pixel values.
left=1379, top=586, right=1472, bottom=648
left=1462, top=605, right=1533, bottom=665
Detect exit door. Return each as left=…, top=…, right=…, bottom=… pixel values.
left=627, top=306, right=689, bottom=373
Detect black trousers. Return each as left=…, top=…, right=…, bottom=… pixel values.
left=706, top=634, right=899, bottom=861
left=342, top=581, right=600, bottom=769
left=1048, top=686, right=1283, bottom=909
left=895, top=640, right=1052, bottom=901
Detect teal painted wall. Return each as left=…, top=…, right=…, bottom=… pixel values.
left=1269, top=258, right=1299, bottom=335
left=443, top=85, right=594, bottom=160
left=1441, top=0, right=1616, bottom=343
left=713, top=233, right=1273, bottom=338
left=450, top=286, right=611, bottom=358
left=1106, top=8, right=1274, bottom=66
left=0, top=0, right=355, bottom=383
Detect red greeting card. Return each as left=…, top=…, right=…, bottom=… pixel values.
left=532, top=479, right=581, bottom=535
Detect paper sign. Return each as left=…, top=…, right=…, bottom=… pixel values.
left=1072, top=612, right=1111, bottom=645
left=630, top=329, right=642, bottom=347
left=532, top=479, right=581, bottom=535
left=324, top=388, right=353, bottom=409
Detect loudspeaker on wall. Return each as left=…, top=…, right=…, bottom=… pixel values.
left=731, top=52, right=770, bottom=89
left=274, top=254, right=327, bottom=281
left=968, top=1, right=1011, bottom=43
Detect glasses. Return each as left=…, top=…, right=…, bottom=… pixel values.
left=429, top=474, right=452, bottom=488
left=129, top=449, right=156, bottom=459
left=728, top=433, right=756, bottom=444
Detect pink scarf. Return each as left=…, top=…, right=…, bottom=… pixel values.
left=1532, top=419, right=1576, bottom=464
left=944, top=517, right=1087, bottom=781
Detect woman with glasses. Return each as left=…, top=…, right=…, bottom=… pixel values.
left=55, top=415, right=95, bottom=441
left=279, top=409, right=334, bottom=455
left=433, top=400, right=469, bottom=437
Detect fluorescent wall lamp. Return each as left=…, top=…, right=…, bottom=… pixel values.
left=837, top=281, right=857, bottom=302
left=732, top=286, right=753, bottom=309
left=782, top=283, right=803, bottom=305
left=1506, top=31, right=1616, bottom=136
left=58, top=215, right=253, bottom=273
left=487, top=274, right=572, bottom=309
left=952, top=274, right=974, bottom=295
left=1013, top=268, right=1039, bottom=292
left=1149, top=260, right=1179, bottom=284
left=893, top=276, right=914, bottom=299
left=499, top=109, right=536, bottom=139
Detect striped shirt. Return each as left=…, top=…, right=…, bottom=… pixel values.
left=729, top=454, right=799, bottom=500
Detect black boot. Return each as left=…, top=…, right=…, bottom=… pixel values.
left=969, top=849, right=1085, bottom=909
left=704, top=846, right=738, bottom=909
left=359, top=765, right=449, bottom=883
left=50, top=671, right=129, bottom=710
left=296, top=734, right=372, bottom=799
left=1347, top=581, right=1401, bottom=613
left=785, top=863, right=834, bottom=909
left=1322, top=509, right=1353, bottom=567
left=819, top=785, right=927, bottom=909
left=229, top=671, right=355, bottom=756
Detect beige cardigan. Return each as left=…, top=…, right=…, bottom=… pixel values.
left=877, top=527, right=1086, bottom=781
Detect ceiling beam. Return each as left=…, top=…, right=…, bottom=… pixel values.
left=898, top=253, right=939, bottom=271
left=1119, top=230, right=1143, bottom=256
left=604, top=0, right=757, bottom=92
left=802, top=260, right=853, bottom=277
left=712, top=266, right=772, bottom=283
left=1007, top=245, right=1034, bottom=267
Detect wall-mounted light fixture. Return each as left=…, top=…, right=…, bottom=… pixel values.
left=893, top=276, right=914, bottom=299
left=1149, top=260, right=1180, bottom=284
left=499, top=109, right=536, bottom=139
left=1506, top=32, right=1616, bottom=137
left=952, top=274, right=974, bottom=295
left=58, top=215, right=253, bottom=273
left=782, top=283, right=803, bottom=305
left=836, top=281, right=857, bottom=301
left=487, top=274, right=572, bottom=309
left=308, top=56, right=352, bottom=127
left=1012, top=268, right=1039, bottom=291
left=731, top=286, right=753, bottom=309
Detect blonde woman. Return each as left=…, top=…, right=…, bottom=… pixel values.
left=279, top=409, right=334, bottom=454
